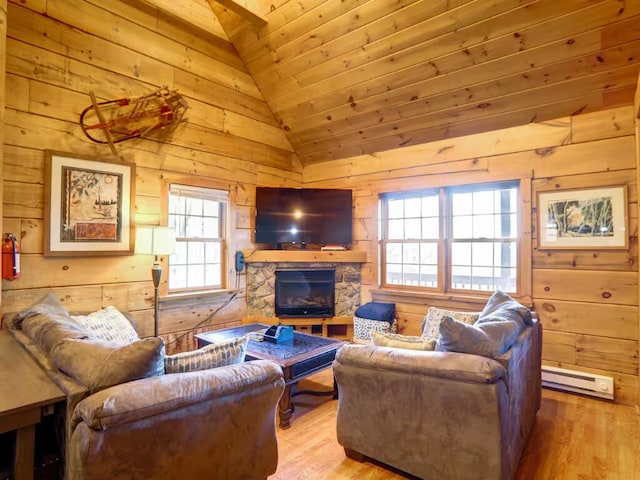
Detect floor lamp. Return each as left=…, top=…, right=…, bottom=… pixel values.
left=135, top=226, right=176, bottom=337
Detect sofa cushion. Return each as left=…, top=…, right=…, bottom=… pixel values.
left=51, top=337, right=165, bottom=394
left=22, top=315, right=92, bottom=354
left=70, top=306, right=139, bottom=345
left=479, top=291, right=533, bottom=326
left=14, top=293, right=92, bottom=354
left=421, top=307, right=480, bottom=343
left=12, top=292, right=70, bottom=329
left=164, top=336, right=249, bottom=374
left=437, top=315, right=524, bottom=358
left=372, top=332, right=436, bottom=351
left=12, top=293, right=92, bottom=354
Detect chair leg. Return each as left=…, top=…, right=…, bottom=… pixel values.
left=344, top=447, right=365, bottom=462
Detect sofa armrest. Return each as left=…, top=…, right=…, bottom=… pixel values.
left=492, top=319, right=542, bottom=477
left=335, top=344, right=506, bottom=384
left=72, top=360, right=283, bottom=430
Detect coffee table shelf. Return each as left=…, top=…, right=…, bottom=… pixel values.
left=242, top=316, right=353, bottom=340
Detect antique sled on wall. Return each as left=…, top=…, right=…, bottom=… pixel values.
left=80, top=87, right=189, bottom=154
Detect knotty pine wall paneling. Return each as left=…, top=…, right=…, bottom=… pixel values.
left=0, top=0, right=6, bottom=311
left=1, top=0, right=300, bottom=353
left=303, top=106, right=639, bottom=405
left=634, top=69, right=640, bottom=406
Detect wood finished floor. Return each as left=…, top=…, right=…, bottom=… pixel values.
left=272, top=370, right=640, bottom=480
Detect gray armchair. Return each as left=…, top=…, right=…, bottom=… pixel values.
left=333, top=317, right=541, bottom=480
left=5, top=293, right=286, bottom=480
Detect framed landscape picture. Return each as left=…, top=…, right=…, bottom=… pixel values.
left=44, top=151, right=135, bottom=256
left=537, top=186, right=628, bottom=250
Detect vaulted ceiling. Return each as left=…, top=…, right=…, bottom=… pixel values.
left=175, top=0, right=640, bottom=166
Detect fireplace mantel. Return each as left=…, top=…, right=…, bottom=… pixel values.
left=243, top=250, right=367, bottom=264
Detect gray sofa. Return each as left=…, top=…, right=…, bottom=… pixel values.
left=333, top=295, right=542, bottom=480
left=5, top=294, right=285, bottom=480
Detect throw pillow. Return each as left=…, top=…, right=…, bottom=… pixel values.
left=437, top=315, right=523, bottom=358
left=51, top=337, right=165, bottom=394
left=372, top=332, right=436, bottom=351
left=164, top=336, right=249, bottom=374
left=353, top=317, right=397, bottom=343
left=71, top=306, right=139, bottom=345
left=421, top=307, right=480, bottom=343
left=479, top=291, right=533, bottom=326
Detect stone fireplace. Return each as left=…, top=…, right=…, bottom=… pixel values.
left=246, top=261, right=361, bottom=318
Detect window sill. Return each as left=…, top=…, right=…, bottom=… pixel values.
left=159, top=289, right=238, bottom=308
left=370, top=288, right=532, bottom=308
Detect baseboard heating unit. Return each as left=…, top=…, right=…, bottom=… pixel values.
left=541, top=366, right=614, bottom=400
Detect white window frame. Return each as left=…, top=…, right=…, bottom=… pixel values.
left=167, top=184, right=228, bottom=292
left=379, top=180, right=524, bottom=297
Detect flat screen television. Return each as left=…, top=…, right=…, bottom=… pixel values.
left=255, top=187, right=353, bottom=248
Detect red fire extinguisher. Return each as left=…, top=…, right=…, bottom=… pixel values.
left=2, top=233, right=21, bottom=280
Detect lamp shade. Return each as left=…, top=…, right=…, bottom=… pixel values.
left=135, top=226, right=176, bottom=256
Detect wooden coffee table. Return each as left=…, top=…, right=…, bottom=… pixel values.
left=196, top=323, right=345, bottom=429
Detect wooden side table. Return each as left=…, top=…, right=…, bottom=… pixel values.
left=0, top=331, right=65, bottom=480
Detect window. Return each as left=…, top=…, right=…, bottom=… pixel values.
left=380, top=181, right=519, bottom=294
left=168, top=184, right=228, bottom=291
left=382, top=190, right=440, bottom=288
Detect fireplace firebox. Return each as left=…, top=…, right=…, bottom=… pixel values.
left=275, top=268, right=336, bottom=318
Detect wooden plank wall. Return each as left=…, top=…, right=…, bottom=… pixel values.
left=0, top=0, right=301, bottom=354
left=635, top=70, right=640, bottom=407
left=0, top=0, right=6, bottom=266
left=304, top=105, right=639, bottom=405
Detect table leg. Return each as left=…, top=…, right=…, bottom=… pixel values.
left=14, top=424, right=35, bottom=480
left=278, top=384, right=293, bottom=429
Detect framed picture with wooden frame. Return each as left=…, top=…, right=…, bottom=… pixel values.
left=44, top=151, right=135, bottom=256
left=537, top=185, right=628, bottom=250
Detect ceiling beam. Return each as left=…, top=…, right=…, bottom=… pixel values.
left=209, top=0, right=267, bottom=27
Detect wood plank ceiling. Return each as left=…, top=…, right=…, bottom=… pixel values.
left=209, top=0, right=640, bottom=166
